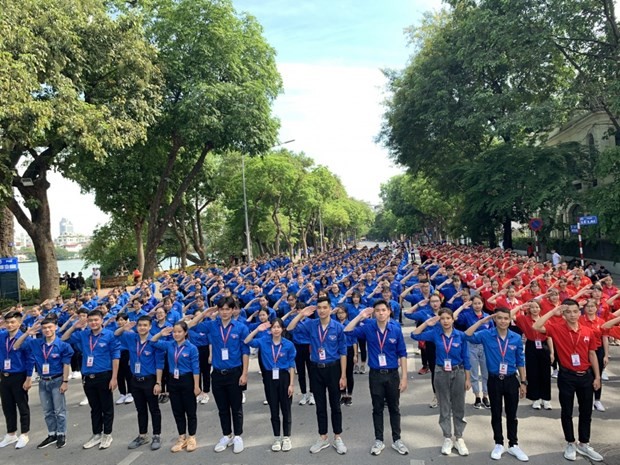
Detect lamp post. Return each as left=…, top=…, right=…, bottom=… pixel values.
left=242, top=139, right=295, bottom=263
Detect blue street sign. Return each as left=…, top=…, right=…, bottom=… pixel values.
left=579, top=215, right=598, bottom=226
left=570, top=225, right=579, bottom=234
left=0, top=257, right=19, bottom=273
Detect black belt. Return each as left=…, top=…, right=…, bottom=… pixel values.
left=489, top=372, right=517, bottom=380
left=133, top=374, right=156, bottom=382
left=559, top=367, right=592, bottom=377
left=84, top=371, right=112, bottom=379
left=40, top=374, right=63, bottom=381
left=1, top=372, right=26, bottom=377
left=440, top=364, right=464, bottom=372
left=212, top=366, right=241, bottom=375
left=311, top=361, right=339, bottom=368
left=370, top=368, right=398, bottom=374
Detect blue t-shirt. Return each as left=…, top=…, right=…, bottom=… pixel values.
left=350, top=319, right=407, bottom=370
left=412, top=326, right=471, bottom=369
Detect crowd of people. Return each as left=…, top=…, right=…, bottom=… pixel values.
left=1, top=242, right=620, bottom=462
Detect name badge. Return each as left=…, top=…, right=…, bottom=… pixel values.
left=499, top=363, right=508, bottom=375
left=444, top=359, right=452, bottom=371
left=318, top=348, right=326, bottom=361
left=134, top=363, right=141, bottom=374
left=4, top=359, right=11, bottom=370
left=86, top=356, right=94, bottom=367
left=42, top=363, right=50, bottom=375
left=535, top=340, right=542, bottom=349
left=378, top=353, right=387, bottom=367
left=173, top=368, right=180, bottom=379
left=221, top=348, right=229, bottom=361
left=272, top=368, right=280, bottom=380
left=571, top=353, right=581, bottom=366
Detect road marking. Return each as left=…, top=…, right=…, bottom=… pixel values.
left=410, top=460, right=426, bottom=465
left=118, top=451, right=142, bottom=465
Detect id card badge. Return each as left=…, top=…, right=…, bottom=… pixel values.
left=221, top=348, right=229, bottom=361
left=86, top=356, right=94, bottom=368
left=535, top=340, right=542, bottom=349
left=444, top=359, right=452, bottom=371
left=571, top=353, right=581, bottom=367
left=499, top=363, right=508, bottom=375
left=42, top=363, right=50, bottom=375
left=3, top=359, right=10, bottom=370
left=378, top=353, right=387, bottom=367
left=318, top=348, right=326, bottom=361
left=173, top=368, right=180, bottom=379
left=272, top=368, right=280, bottom=380
left=134, top=363, right=141, bottom=374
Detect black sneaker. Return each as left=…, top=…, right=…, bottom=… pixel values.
left=151, top=435, right=161, bottom=451
left=160, top=394, right=169, bottom=404
left=37, top=435, right=57, bottom=449
left=482, top=397, right=491, bottom=409
left=128, top=435, right=149, bottom=449
left=56, top=435, right=66, bottom=449
left=474, top=397, right=483, bottom=409
left=344, top=396, right=353, bottom=406
left=340, top=395, right=346, bottom=405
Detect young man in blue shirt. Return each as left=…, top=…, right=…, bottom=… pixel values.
left=344, top=300, right=409, bottom=456
left=62, top=309, right=120, bottom=450
left=287, top=296, right=348, bottom=455
left=465, top=307, right=529, bottom=462
left=13, top=317, right=74, bottom=449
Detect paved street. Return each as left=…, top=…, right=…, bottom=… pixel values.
left=1, top=321, right=620, bottom=465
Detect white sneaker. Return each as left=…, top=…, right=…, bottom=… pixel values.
left=0, top=434, right=18, bottom=448
left=429, top=396, right=438, bottom=408
left=79, top=396, right=89, bottom=406
left=200, top=392, right=209, bottom=404
left=116, top=394, right=127, bottom=405
left=575, top=442, right=603, bottom=461
left=281, top=436, right=292, bottom=451
left=196, top=393, right=203, bottom=403
left=353, top=364, right=360, bottom=374
left=68, top=372, right=74, bottom=380
left=308, top=393, right=315, bottom=405
left=360, top=364, right=367, bottom=374
left=551, top=369, right=558, bottom=378
left=370, top=439, right=385, bottom=455
left=441, top=437, right=453, bottom=455
left=601, top=371, right=609, bottom=381
left=332, top=437, right=347, bottom=455
left=271, top=437, right=282, bottom=452
left=299, top=393, right=308, bottom=405
left=507, top=445, right=529, bottom=462
left=124, top=393, right=134, bottom=404
left=593, top=400, right=606, bottom=412
left=491, top=444, right=505, bottom=460
left=564, top=442, right=577, bottom=461
left=263, top=399, right=269, bottom=405
left=83, top=434, right=102, bottom=449
left=531, top=399, right=542, bottom=410
left=99, top=433, right=113, bottom=449
left=454, top=438, right=469, bottom=456
left=15, top=434, right=29, bottom=449
left=73, top=371, right=82, bottom=379
left=232, top=436, right=244, bottom=453
left=214, top=435, right=233, bottom=452
left=242, top=392, right=246, bottom=404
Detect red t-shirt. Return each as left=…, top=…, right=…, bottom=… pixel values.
left=515, top=314, right=546, bottom=342
left=579, top=315, right=607, bottom=349
left=545, top=322, right=597, bottom=372
left=539, top=298, right=564, bottom=324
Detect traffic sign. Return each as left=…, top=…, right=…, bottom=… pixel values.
left=579, top=215, right=598, bottom=226
left=529, top=217, right=543, bottom=232
left=570, top=225, right=579, bottom=234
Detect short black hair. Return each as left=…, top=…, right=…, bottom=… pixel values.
left=317, top=296, right=331, bottom=305
left=137, top=315, right=152, bottom=325
left=5, top=310, right=23, bottom=320
left=373, top=299, right=389, bottom=308
left=41, top=317, right=57, bottom=326
left=88, top=309, right=104, bottom=319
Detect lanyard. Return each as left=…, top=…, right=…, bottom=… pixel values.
left=271, top=343, right=283, bottom=364
left=442, top=334, right=454, bottom=355
left=89, top=334, right=102, bottom=354
left=42, top=341, right=55, bottom=361
left=569, top=330, right=581, bottom=353
left=376, top=328, right=389, bottom=354
left=318, top=322, right=329, bottom=347
left=497, top=336, right=509, bottom=362
left=136, top=340, right=148, bottom=361
left=220, top=324, right=233, bottom=347
left=173, top=344, right=185, bottom=367
left=5, top=336, right=17, bottom=355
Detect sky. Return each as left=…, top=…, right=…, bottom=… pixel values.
left=16, top=0, right=443, bottom=238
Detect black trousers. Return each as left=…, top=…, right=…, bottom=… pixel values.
left=341, top=346, right=355, bottom=396
left=558, top=369, right=594, bottom=443
left=0, top=372, right=30, bottom=433
left=131, top=375, right=161, bottom=435
left=427, top=341, right=437, bottom=394
left=83, top=371, right=114, bottom=435
left=294, top=343, right=311, bottom=394
left=358, top=339, right=367, bottom=363
left=524, top=340, right=551, bottom=401
left=369, top=369, right=401, bottom=442
left=264, top=370, right=292, bottom=436
left=70, top=348, right=82, bottom=372
left=118, top=350, right=131, bottom=396
left=211, top=367, right=244, bottom=436
left=309, top=363, right=342, bottom=435
left=197, top=345, right=211, bottom=394
left=258, top=351, right=271, bottom=401
left=594, top=347, right=604, bottom=401
left=168, top=373, right=197, bottom=436
left=488, top=374, right=520, bottom=447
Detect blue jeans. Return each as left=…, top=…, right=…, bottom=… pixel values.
left=38, top=377, right=67, bottom=435
left=469, top=343, right=488, bottom=396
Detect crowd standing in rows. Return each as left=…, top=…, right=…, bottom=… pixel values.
left=1, top=243, right=620, bottom=462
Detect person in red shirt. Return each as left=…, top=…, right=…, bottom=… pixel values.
left=556, top=278, right=576, bottom=301
left=600, top=277, right=618, bottom=301
left=532, top=299, right=603, bottom=462
left=580, top=299, right=609, bottom=412
left=513, top=301, right=553, bottom=410
left=487, top=287, right=521, bottom=313
left=590, top=287, right=611, bottom=322
left=517, top=281, right=542, bottom=303
left=537, top=274, right=555, bottom=294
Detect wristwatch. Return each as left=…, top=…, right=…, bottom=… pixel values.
left=520, top=380, right=528, bottom=386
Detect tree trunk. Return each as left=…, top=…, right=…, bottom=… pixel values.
left=502, top=218, right=513, bottom=250
left=0, top=206, right=14, bottom=257
left=134, top=221, right=145, bottom=273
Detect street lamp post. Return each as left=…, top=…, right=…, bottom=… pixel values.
left=241, top=139, right=295, bottom=263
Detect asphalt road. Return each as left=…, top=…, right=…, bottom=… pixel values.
left=1, top=321, right=620, bottom=465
